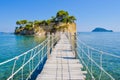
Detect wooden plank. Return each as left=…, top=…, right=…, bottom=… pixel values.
left=36, top=34, right=86, bottom=80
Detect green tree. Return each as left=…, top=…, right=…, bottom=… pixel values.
left=28, top=21, right=33, bottom=24
left=56, top=10, right=76, bottom=23
left=19, top=26, right=23, bottom=29
left=15, top=27, right=19, bottom=30
left=41, top=20, right=47, bottom=26
left=34, top=20, right=43, bottom=27
left=68, top=16, right=76, bottom=23
left=46, top=19, right=52, bottom=26
left=51, top=16, right=56, bottom=22
left=20, top=20, right=27, bottom=25
left=16, top=21, right=21, bottom=25
left=16, top=20, right=27, bottom=27
left=60, top=16, right=76, bottom=23
left=56, top=10, right=69, bottom=19
left=24, top=23, right=33, bottom=30
left=56, top=10, right=69, bottom=22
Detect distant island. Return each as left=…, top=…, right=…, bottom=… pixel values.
left=0, top=32, right=13, bottom=34
left=92, top=28, right=113, bottom=32
left=0, top=32, right=8, bottom=34
left=0, top=32, right=4, bottom=34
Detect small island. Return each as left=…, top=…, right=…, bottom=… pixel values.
left=92, top=27, right=113, bottom=32
left=14, top=10, right=76, bottom=36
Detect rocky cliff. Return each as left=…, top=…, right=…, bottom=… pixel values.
left=58, top=23, right=76, bottom=34
left=67, top=23, right=76, bottom=35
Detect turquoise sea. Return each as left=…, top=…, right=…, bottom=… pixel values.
left=78, top=32, right=120, bottom=55
left=0, top=33, right=46, bottom=80
left=78, top=32, right=120, bottom=80
left=0, top=32, right=120, bottom=80
left=0, top=33, right=45, bottom=63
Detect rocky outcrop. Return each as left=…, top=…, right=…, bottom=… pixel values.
left=58, top=23, right=76, bottom=35
left=15, top=22, right=76, bottom=36
left=67, top=23, right=76, bottom=35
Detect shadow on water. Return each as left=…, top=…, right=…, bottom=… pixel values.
left=0, top=34, right=47, bottom=80
left=29, top=56, right=47, bottom=80
left=29, top=40, right=58, bottom=80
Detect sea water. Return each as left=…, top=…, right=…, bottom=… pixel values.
left=0, top=33, right=45, bottom=62
left=78, top=32, right=120, bottom=80
left=0, top=33, right=46, bottom=80
left=0, top=32, right=120, bottom=80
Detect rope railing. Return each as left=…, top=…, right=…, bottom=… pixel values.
left=0, top=33, right=60, bottom=80
left=77, top=34, right=120, bottom=58
left=76, top=34, right=120, bottom=80
left=77, top=44, right=114, bottom=80
left=65, top=32, right=119, bottom=80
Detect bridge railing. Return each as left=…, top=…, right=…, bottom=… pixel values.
left=76, top=34, right=120, bottom=80
left=0, top=33, right=60, bottom=80
left=66, top=32, right=120, bottom=80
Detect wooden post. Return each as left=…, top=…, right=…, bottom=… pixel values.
left=52, top=33, right=54, bottom=50
left=59, top=32, right=61, bottom=40
left=69, top=32, right=71, bottom=42
left=70, top=33, right=72, bottom=49
left=47, top=32, right=50, bottom=58
left=67, top=31, right=69, bottom=39
left=74, top=33, right=77, bottom=58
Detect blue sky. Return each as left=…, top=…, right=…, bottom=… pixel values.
left=0, top=0, right=120, bottom=32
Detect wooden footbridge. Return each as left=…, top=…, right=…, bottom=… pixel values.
left=0, top=32, right=117, bottom=80
left=36, top=33, right=86, bottom=80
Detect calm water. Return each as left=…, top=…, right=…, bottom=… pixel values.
left=78, top=32, right=120, bottom=80
left=0, top=32, right=120, bottom=80
left=0, top=33, right=46, bottom=80
left=0, top=33, right=46, bottom=62
left=78, top=32, right=120, bottom=55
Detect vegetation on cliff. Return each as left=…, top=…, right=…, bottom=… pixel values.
left=15, top=10, right=76, bottom=35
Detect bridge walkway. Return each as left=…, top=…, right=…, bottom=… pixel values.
left=36, top=34, right=86, bottom=80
